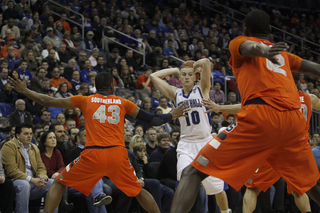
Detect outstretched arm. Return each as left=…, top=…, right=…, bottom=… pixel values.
left=131, top=101, right=189, bottom=126
left=202, top=99, right=241, bottom=114
left=150, top=68, right=179, bottom=100
left=194, top=58, right=211, bottom=93
left=9, top=76, right=74, bottom=109
left=299, top=60, right=320, bottom=79
left=309, top=94, right=320, bottom=110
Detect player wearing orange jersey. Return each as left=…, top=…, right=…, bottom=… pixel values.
left=170, top=10, right=320, bottom=213
left=9, top=72, right=189, bottom=213
left=203, top=90, right=320, bottom=213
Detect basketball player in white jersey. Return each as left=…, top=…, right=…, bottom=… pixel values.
left=202, top=90, right=320, bottom=213
left=150, top=59, right=230, bottom=213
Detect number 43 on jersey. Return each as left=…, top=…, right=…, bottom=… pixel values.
left=93, top=105, right=120, bottom=124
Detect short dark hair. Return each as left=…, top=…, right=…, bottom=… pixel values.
left=133, top=143, right=146, bottom=154
left=95, top=72, right=113, bottom=91
left=170, top=129, right=180, bottom=137
left=40, top=109, right=51, bottom=117
left=20, top=60, right=27, bottom=65
left=32, top=123, right=43, bottom=134
left=15, top=123, right=33, bottom=138
left=49, top=123, right=63, bottom=132
left=244, top=10, right=270, bottom=36
left=226, top=114, right=235, bottom=120
left=38, top=131, right=56, bottom=153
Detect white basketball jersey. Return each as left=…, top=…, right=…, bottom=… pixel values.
left=175, top=85, right=212, bottom=143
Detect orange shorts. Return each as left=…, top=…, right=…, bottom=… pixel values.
left=57, top=146, right=141, bottom=197
left=191, top=104, right=320, bottom=195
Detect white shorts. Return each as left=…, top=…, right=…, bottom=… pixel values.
left=177, top=139, right=226, bottom=195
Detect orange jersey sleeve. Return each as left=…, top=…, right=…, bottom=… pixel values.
left=124, top=99, right=138, bottom=116
left=229, top=36, right=300, bottom=111
left=70, top=95, right=88, bottom=112
left=287, top=53, right=303, bottom=73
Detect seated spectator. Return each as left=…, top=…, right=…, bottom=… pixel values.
left=111, top=67, right=124, bottom=89
left=16, top=60, right=32, bottom=81
left=0, top=125, right=16, bottom=148
left=119, top=25, right=138, bottom=49
left=151, top=89, right=161, bottom=110
left=209, top=81, right=225, bottom=104
left=54, top=82, right=73, bottom=98
left=145, top=128, right=158, bottom=155
left=211, top=112, right=222, bottom=134
left=35, top=109, right=52, bottom=126
left=70, top=70, right=81, bottom=94
left=168, top=73, right=182, bottom=88
left=65, top=127, right=79, bottom=151
left=156, top=97, right=171, bottom=114
left=0, top=67, right=8, bottom=91
left=9, top=99, right=32, bottom=126
left=164, top=39, right=178, bottom=57
left=55, top=13, right=71, bottom=32
left=121, top=65, right=135, bottom=89
left=226, top=114, right=235, bottom=125
left=49, top=123, right=70, bottom=166
left=136, top=67, right=154, bottom=93
left=1, top=123, right=59, bottom=213
left=77, top=83, right=91, bottom=96
left=128, top=135, right=145, bottom=152
left=149, top=133, right=171, bottom=163
left=1, top=36, right=21, bottom=58
left=88, top=71, right=97, bottom=94
left=88, top=48, right=99, bottom=67
left=5, top=46, right=21, bottom=70
left=30, top=68, right=46, bottom=92
left=25, top=50, right=39, bottom=73
left=80, top=60, right=99, bottom=83
left=44, top=49, right=60, bottom=74
left=81, top=31, right=97, bottom=52
left=50, top=67, right=72, bottom=91
left=224, top=92, right=238, bottom=105
left=1, top=18, right=20, bottom=40
left=43, top=27, right=62, bottom=48
left=30, top=24, right=44, bottom=47
left=71, top=26, right=82, bottom=47
left=94, top=56, right=108, bottom=73
left=41, top=40, right=60, bottom=61
left=122, top=49, right=136, bottom=67
left=14, top=0, right=30, bottom=15
left=79, top=14, right=93, bottom=32
left=148, top=29, right=162, bottom=48
left=58, top=43, right=73, bottom=66
left=62, top=31, right=77, bottom=49
left=64, top=58, right=79, bottom=81
left=65, top=119, right=76, bottom=131
left=106, top=48, right=121, bottom=70
left=3, top=1, right=20, bottom=23
left=124, top=130, right=133, bottom=149
left=41, top=77, right=57, bottom=93
left=77, top=51, right=87, bottom=71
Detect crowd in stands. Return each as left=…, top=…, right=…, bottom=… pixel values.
left=0, top=0, right=320, bottom=212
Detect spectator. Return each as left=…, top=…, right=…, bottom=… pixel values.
left=5, top=46, right=21, bottom=70
left=211, top=112, right=222, bottom=134
left=62, top=31, right=77, bottom=49
left=54, top=82, right=73, bottom=98
left=209, top=81, right=225, bottom=104
left=111, top=67, right=124, bottom=89
left=70, top=70, right=81, bottom=94
left=106, top=48, right=121, bottom=69
left=122, top=49, right=135, bottom=67
left=55, top=13, right=71, bottom=32
left=0, top=67, right=8, bottom=91
left=65, top=127, right=79, bottom=150
left=226, top=114, right=235, bottom=125
left=94, top=56, right=108, bottom=73
left=80, top=60, right=99, bottom=83
left=65, top=119, right=76, bottom=130
left=0, top=125, right=16, bottom=148
left=58, top=43, right=73, bottom=66
left=30, top=24, right=43, bottom=46
left=168, top=73, right=182, bottom=88
left=50, top=67, right=72, bottom=91
left=42, top=40, right=60, bottom=62
left=8, top=99, right=32, bottom=126
left=1, top=36, right=21, bottom=58
left=16, top=60, right=32, bottom=81
left=136, top=67, right=154, bottom=93
left=64, top=58, right=79, bottom=81
left=81, top=31, right=97, bottom=52
left=25, top=50, right=39, bottom=72
left=71, top=26, right=82, bottom=47
left=3, top=1, right=20, bottom=22
left=77, top=51, right=87, bottom=71
left=0, top=82, right=18, bottom=114
left=88, top=48, right=99, bottom=67
left=149, top=133, right=171, bottom=162
left=119, top=25, right=138, bottom=48
left=224, top=92, right=238, bottom=105
left=1, top=18, right=20, bottom=40
left=43, top=27, right=62, bottom=48
left=124, top=130, right=133, bottom=149
left=121, top=65, right=135, bottom=89
left=1, top=123, right=58, bottom=213
left=156, top=97, right=171, bottom=114
left=151, top=89, right=161, bottom=110
left=148, top=29, right=161, bottom=48
left=145, top=128, right=158, bottom=156
left=164, top=39, right=178, bottom=57
left=44, top=49, right=60, bottom=74
left=21, top=38, right=42, bottom=62
left=49, top=123, right=70, bottom=166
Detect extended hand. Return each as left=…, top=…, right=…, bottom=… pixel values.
left=266, top=42, right=289, bottom=65
left=202, top=99, right=221, bottom=113
left=170, top=101, right=190, bottom=119
left=8, top=76, right=28, bottom=94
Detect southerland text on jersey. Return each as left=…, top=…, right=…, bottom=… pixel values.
left=91, top=97, right=122, bottom=104
left=178, top=99, right=202, bottom=108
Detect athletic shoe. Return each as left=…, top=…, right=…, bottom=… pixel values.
left=93, top=194, right=112, bottom=207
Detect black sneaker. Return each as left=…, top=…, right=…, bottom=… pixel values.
left=93, top=194, right=112, bottom=207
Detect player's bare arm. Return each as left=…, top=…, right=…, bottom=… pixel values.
left=9, top=76, right=74, bottom=109
left=202, top=99, right=241, bottom=114
left=298, top=60, right=320, bottom=79
left=131, top=101, right=189, bottom=126
left=309, top=94, right=320, bottom=110
left=194, top=58, right=211, bottom=96
left=150, top=68, right=179, bottom=100
left=239, top=41, right=289, bottom=65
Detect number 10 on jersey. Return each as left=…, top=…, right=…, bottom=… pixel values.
left=184, top=111, right=200, bottom=126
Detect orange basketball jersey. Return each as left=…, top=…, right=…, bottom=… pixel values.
left=70, top=94, right=137, bottom=147
left=229, top=36, right=303, bottom=111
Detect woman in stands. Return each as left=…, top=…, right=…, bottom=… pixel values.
left=121, top=65, right=135, bottom=89
left=54, top=82, right=73, bottom=98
